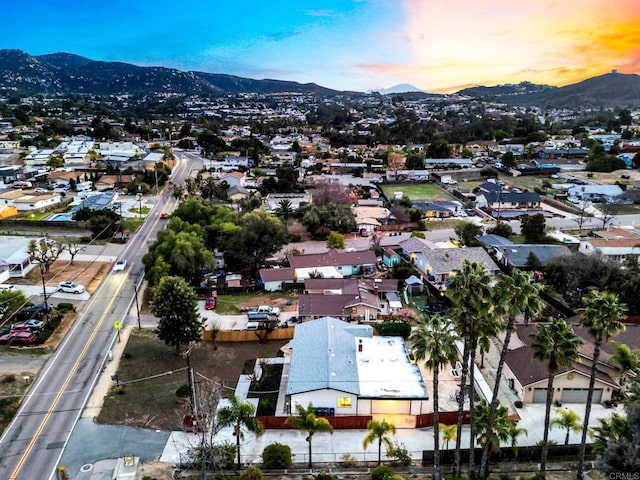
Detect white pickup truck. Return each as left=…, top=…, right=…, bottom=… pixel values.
left=256, top=305, right=280, bottom=316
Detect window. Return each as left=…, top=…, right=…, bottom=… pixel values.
left=337, top=397, right=352, bottom=408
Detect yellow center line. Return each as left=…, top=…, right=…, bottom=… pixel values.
left=9, top=279, right=124, bottom=480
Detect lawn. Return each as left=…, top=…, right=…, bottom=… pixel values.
left=215, top=292, right=296, bottom=314
left=97, top=329, right=288, bottom=430
left=381, top=183, right=453, bottom=201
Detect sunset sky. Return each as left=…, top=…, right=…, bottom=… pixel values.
left=3, top=0, right=640, bottom=93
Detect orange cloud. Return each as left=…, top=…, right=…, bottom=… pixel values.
left=399, top=0, right=640, bottom=92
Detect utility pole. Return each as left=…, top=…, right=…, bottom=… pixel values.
left=136, top=185, right=143, bottom=220
left=182, top=344, right=197, bottom=418
left=133, top=280, right=141, bottom=330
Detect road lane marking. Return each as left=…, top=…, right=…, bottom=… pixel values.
left=9, top=279, right=125, bottom=480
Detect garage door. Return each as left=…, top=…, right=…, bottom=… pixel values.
left=371, top=400, right=411, bottom=414
left=561, top=388, right=602, bottom=404
left=532, top=388, right=548, bottom=403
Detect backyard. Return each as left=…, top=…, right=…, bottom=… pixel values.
left=381, top=183, right=453, bottom=201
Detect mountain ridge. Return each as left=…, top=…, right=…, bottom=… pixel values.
left=0, top=49, right=639, bottom=107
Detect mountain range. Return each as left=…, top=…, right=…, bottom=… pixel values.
left=1, top=49, right=639, bottom=108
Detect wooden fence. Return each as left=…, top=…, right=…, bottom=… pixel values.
left=203, top=327, right=295, bottom=343
left=422, top=443, right=593, bottom=465
left=415, top=410, right=470, bottom=428
left=256, top=415, right=372, bottom=430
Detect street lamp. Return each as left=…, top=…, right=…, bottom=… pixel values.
left=136, top=185, right=143, bottom=220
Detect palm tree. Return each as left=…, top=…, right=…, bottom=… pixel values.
left=473, top=399, right=525, bottom=457
left=446, top=260, right=494, bottom=476
left=610, top=342, right=640, bottom=387
left=410, top=314, right=460, bottom=480
left=362, top=419, right=397, bottom=465
left=439, top=423, right=457, bottom=450
left=216, top=395, right=264, bottom=469
left=479, top=270, right=542, bottom=479
left=550, top=408, right=582, bottom=445
left=285, top=402, right=334, bottom=469
left=577, top=290, right=627, bottom=480
left=531, top=317, right=582, bottom=475
left=274, top=199, right=294, bottom=233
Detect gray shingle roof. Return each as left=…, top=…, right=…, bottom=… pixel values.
left=287, top=317, right=373, bottom=395
left=423, top=247, right=499, bottom=275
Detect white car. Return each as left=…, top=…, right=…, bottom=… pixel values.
left=0, top=284, right=16, bottom=292
left=113, top=259, right=128, bottom=272
left=57, top=281, right=85, bottom=294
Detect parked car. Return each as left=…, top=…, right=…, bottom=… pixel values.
left=0, top=284, right=16, bottom=292
left=11, top=319, right=46, bottom=331
left=0, top=331, right=38, bottom=345
left=204, top=297, right=217, bottom=310
left=57, top=281, right=86, bottom=294
left=113, top=259, right=128, bottom=272
left=16, top=303, right=49, bottom=321
left=256, top=305, right=280, bottom=316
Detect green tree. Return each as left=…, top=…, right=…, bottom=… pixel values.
left=216, top=395, right=264, bottom=469
left=326, top=231, right=346, bottom=249
left=362, top=419, right=397, bottom=465
left=531, top=318, right=582, bottom=473
left=487, top=222, right=512, bottom=239
left=479, top=270, right=541, bottom=479
left=446, top=260, right=494, bottom=476
left=410, top=314, right=459, bottom=480
left=551, top=408, right=582, bottom=446
left=151, top=276, right=205, bottom=355
left=273, top=199, right=294, bottom=233
left=285, top=402, right=333, bottom=469
left=454, top=221, right=482, bottom=247
left=473, top=399, right=526, bottom=456
left=577, top=291, right=627, bottom=480
left=47, top=153, right=64, bottom=169
left=225, top=210, right=287, bottom=274
left=521, top=213, right=547, bottom=243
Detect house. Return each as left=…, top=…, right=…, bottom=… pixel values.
left=297, top=290, right=381, bottom=322
left=579, top=227, right=640, bottom=263
left=94, top=174, right=134, bottom=191
left=415, top=247, right=500, bottom=292
left=219, top=171, right=246, bottom=188
left=226, top=186, right=251, bottom=202
left=259, top=267, right=297, bottom=292
left=0, top=236, right=39, bottom=278
left=567, top=185, right=623, bottom=202
left=382, top=248, right=401, bottom=268
left=475, top=190, right=541, bottom=211
left=263, top=193, right=312, bottom=212
left=352, top=205, right=391, bottom=234
left=503, top=324, right=640, bottom=404
left=478, top=235, right=571, bottom=269
left=413, top=201, right=459, bottom=219
left=1, top=191, right=63, bottom=213
left=285, top=317, right=429, bottom=416
left=288, top=249, right=377, bottom=278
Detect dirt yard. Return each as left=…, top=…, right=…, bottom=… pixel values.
left=572, top=169, right=640, bottom=185
left=10, top=260, right=111, bottom=295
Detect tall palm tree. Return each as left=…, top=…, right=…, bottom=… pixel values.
left=410, top=314, right=460, bottom=480
left=285, top=402, right=334, bottom=469
left=610, top=342, right=640, bottom=386
left=577, top=290, right=627, bottom=480
left=479, top=270, right=542, bottom=479
left=550, top=408, right=582, bottom=445
left=439, top=423, right=457, bottom=450
left=473, top=399, right=525, bottom=457
left=216, top=395, right=264, bottom=469
left=274, top=198, right=294, bottom=233
left=446, top=260, right=493, bottom=476
left=531, top=318, right=582, bottom=476
left=362, top=419, right=397, bottom=465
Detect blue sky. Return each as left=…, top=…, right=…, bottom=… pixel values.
left=3, top=0, right=640, bottom=93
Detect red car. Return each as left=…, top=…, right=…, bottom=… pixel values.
left=159, top=213, right=169, bottom=219
left=0, top=331, right=38, bottom=345
left=205, top=297, right=217, bottom=310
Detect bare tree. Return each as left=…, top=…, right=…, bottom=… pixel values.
left=574, top=201, right=592, bottom=235
left=599, top=198, right=618, bottom=230
left=62, top=237, right=87, bottom=265
left=28, top=238, right=63, bottom=324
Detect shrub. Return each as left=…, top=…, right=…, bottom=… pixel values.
left=261, top=442, right=292, bottom=469
left=375, top=321, right=411, bottom=339
left=240, top=466, right=264, bottom=480
left=175, top=384, right=191, bottom=398
left=212, top=441, right=236, bottom=469
left=341, top=453, right=358, bottom=467
left=315, top=472, right=336, bottom=480
left=57, top=302, right=76, bottom=312
left=372, top=465, right=395, bottom=480
left=389, top=442, right=412, bottom=466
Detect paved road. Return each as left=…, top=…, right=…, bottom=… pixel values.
left=0, top=153, right=196, bottom=480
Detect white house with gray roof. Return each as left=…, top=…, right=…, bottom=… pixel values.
left=286, top=317, right=429, bottom=416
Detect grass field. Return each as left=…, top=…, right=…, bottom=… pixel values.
left=381, top=183, right=453, bottom=201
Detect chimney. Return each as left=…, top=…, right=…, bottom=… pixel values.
left=373, top=285, right=379, bottom=296
left=358, top=339, right=363, bottom=353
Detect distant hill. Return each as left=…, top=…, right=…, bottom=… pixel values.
left=457, top=73, right=640, bottom=108
left=374, top=84, right=426, bottom=94
left=0, top=49, right=345, bottom=97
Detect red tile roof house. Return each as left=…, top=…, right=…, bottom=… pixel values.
left=288, top=249, right=377, bottom=277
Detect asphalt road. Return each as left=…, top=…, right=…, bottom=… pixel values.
left=0, top=153, right=195, bottom=480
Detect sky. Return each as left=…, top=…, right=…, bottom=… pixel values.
left=3, top=0, right=640, bottom=93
